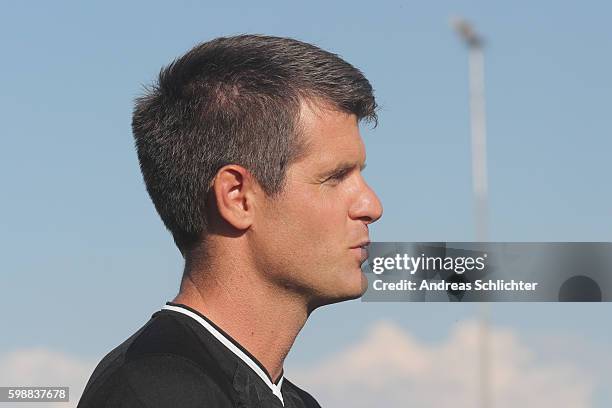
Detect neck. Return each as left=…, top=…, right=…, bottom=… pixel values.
left=172, top=241, right=309, bottom=382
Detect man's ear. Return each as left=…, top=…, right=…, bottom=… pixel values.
left=211, top=165, right=257, bottom=230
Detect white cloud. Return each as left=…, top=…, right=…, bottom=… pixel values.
left=290, top=320, right=596, bottom=408
left=0, top=348, right=96, bottom=408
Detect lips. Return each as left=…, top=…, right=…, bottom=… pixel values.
left=350, top=240, right=370, bottom=250
left=350, top=241, right=370, bottom=264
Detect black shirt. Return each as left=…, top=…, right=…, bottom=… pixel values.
left=78, top=302, right=321, bottom=408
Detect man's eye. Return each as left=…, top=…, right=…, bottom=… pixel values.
left=324, top=171, right=350, bottom=184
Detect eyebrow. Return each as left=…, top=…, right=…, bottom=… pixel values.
left=318, top=161, right=366, bottom=179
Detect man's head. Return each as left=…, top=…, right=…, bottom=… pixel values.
left=133, top=35, right=382, bottom=305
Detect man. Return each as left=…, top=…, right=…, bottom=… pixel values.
left=78, top=34, right=383, bottom=408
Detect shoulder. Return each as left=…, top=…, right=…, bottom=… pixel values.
left=283, top=378, right=323, bottom=408
left=79, top=354, right=232, bottom=408
left=78, top=312, right=234, bottom=408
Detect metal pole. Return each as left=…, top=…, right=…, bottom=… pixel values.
left=478, top=302, right=491, bottom=408
left=468, top=44, right=489, bottom=243
left=452, top=17, right=491, bottom=408
left=451, top=16, right=489, bottom=242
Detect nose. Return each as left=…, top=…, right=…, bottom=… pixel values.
left=349, top=177, right=383, bottom=225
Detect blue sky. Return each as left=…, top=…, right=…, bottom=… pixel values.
left=1, top=1, right=611, bottom=406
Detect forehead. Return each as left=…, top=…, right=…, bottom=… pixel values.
left=295, top=101, right=365, bottom=168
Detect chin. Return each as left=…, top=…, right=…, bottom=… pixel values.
left=341, top=268, right=366, bottom=294
left=310, top=268, right=367, bottom=310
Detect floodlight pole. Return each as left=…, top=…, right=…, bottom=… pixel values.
left=469, top=43, right=489, bottom=243
left=453, top=18, right=489, bottom=242
left=452, top=17, right=491, bottom=408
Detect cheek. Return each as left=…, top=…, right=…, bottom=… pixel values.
left=263, top=182, right=354, bottom=256
left=288, top=188, right=350, bottom=246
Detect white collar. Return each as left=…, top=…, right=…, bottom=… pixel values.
left=161, top=303, right=285, bottom=405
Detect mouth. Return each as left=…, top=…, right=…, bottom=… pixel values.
left=350, top=240, right=371, bottom=249
left=350, top=241, right=370, bottom=264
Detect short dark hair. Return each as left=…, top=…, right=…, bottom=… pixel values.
left=132, top=34, right=377, bottom=253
